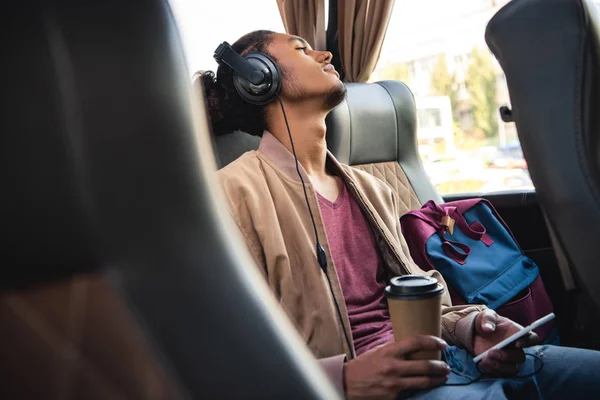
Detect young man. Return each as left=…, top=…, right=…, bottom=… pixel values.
left=203, top=30, right=600, bottom=399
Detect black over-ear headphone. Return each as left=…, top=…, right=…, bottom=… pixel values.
left=213, top=42, right=282, bottom=105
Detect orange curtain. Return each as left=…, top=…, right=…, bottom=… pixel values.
left=337, top=0, right=395, bottom=82
left=276, top=0, right=327, bottom=51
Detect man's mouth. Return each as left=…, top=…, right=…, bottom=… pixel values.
left=323, top=63, right=340, bottom=78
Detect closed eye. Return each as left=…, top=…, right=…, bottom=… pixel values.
left=296, top=47, right=307, bottom=53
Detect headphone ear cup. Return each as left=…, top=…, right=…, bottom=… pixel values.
left=233, top=52, right=281, bottom=106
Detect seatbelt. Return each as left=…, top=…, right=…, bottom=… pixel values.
left=542, top=210, right=576, bottom=291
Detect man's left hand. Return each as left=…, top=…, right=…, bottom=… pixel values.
left=473, top=309, right=541, bottom=375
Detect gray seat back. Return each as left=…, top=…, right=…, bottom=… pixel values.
left=215, top=130, right=261, bottom=168
left=326, top=81, right=442, bottom=213
left=485, top=0, right=600, bottom=307
left=0, top=0, right=340, bottom=398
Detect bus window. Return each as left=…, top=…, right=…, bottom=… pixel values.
left=371, top=0, right=534, bottom=195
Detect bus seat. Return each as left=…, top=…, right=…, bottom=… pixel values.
left=0, top=0, right=340, bottom=398
left=214, top=130, right=261, bottom=168
left=326, top=80, right=443, bottom=215
left=485, top=0, right=600, bottom=308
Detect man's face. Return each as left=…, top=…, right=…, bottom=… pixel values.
left=264, top=33, right=346, bottom=109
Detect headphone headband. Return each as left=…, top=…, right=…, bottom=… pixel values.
left=214, top=42, right=265, bottom=85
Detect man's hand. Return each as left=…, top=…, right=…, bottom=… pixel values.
left=473, top=309, right=541, bottom=375
left=343, top=335, right=450, bottom=400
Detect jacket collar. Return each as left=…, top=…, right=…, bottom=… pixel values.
left=258, top=130, right=346, bottom=182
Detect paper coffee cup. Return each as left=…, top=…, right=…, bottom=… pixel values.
left=385, top=275, right=444, bottom=360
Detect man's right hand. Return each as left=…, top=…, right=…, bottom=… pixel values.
left=343, top=335, right=450, bottom=400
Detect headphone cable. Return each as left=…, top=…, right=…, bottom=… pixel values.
left=276, top=95, right=354, bottom=358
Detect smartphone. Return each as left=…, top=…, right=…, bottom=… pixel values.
left=472, top=313, right=555, bottom=364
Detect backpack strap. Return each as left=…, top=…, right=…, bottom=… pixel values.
left=440, top=233, right=471, bottom=264
left=404, top=200, right=495, bottom=264
left=420, top=201, right=494, bottom=245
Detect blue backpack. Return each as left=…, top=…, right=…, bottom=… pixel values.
left=400, top=199, right=558, bottom=343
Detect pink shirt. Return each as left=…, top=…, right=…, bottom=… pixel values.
left=317, top=180, right=394, bottom=355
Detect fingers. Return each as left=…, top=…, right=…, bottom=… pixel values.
left=515, top=331, right=541, bottom=348
left=476, top=309, right=499, bottom=333
left=343, top=346, right=450, bottom=399
left=390, top=335, right=447, bottom=357
left=479, top=358, right=519, bottom=375
left=478, top=350, right=521, bottom=375
left=495, top=348, right=526, bottom=364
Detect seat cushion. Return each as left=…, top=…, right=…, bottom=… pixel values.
left=353, top=161, right=421, bottom=216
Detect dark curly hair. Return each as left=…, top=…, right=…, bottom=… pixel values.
left=194, top=30, right=277, bottom=137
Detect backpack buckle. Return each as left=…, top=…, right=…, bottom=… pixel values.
left=441, top=215, right=455, bottom=235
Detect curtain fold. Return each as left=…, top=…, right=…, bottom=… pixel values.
left=276, top=0, right=327, bottom=51
left=337, top=0, right=395, bottom=82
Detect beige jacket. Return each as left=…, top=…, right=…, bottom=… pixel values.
left=218, top=132, right=485, bottom=391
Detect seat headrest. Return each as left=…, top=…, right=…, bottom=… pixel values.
left=3, top=2, right=112, bottom=285
left=326, top=81, right=416, bottom=166
left=326, top=80, right=440, bottom=203
left=2, top=0, right=200, bottom=287
left=214, top=131, right=261, bottom=168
